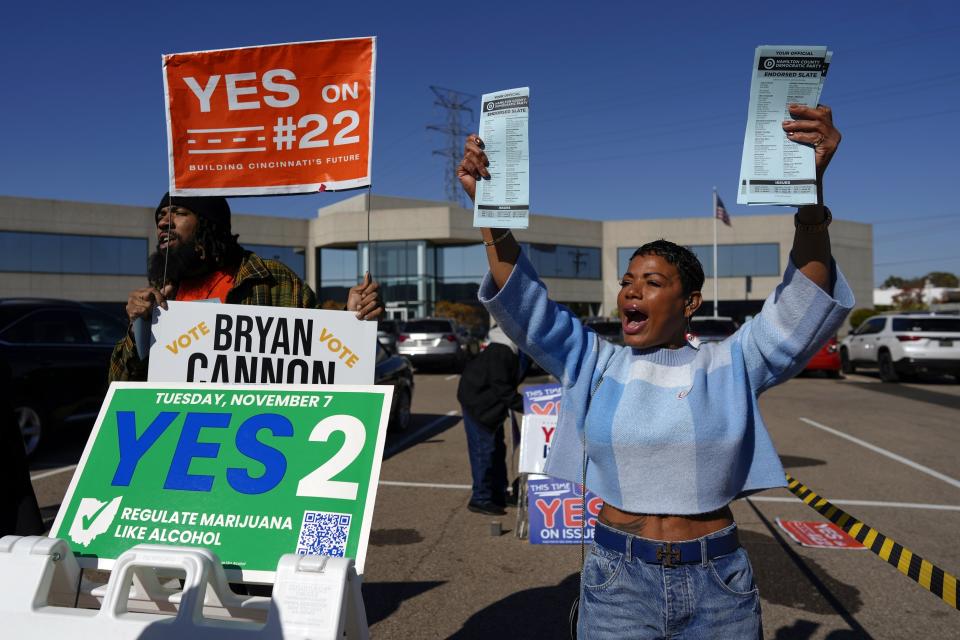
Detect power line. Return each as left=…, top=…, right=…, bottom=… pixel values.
left=426, top=86, right=476, bottom=208
left=532, top=107, right=960, bottom=168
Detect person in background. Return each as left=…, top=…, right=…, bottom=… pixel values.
left=109, top=193, right=383, bottom=381
left=457, top=323, right=529, bottom=515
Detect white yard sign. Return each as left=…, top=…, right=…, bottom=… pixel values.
left=148, top=301, right=377, bottom=385
left=518, top=413, right=558, bottom=475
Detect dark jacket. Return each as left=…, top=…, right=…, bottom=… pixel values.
left=457, top=343, right=526, bottom=429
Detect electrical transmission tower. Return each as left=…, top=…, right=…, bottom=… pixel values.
left=427, top=86, right=476, bottom=208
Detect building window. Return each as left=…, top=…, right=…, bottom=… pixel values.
left=438, top=244, right=486, bottom=280
left=317, top=247, right=359, bottom=305
left=436, top=244, right=486, bottom=304
left=618, top=244, right=780, bottom=278
left=522, top=243, right=601, bottom=279
left=244, top=244, right=306, bottom=279
left=617, top=248, right=636, bottom=275
left=690, top=244, right=780, bottom=277
left=0, top=231, right=146, bottom=275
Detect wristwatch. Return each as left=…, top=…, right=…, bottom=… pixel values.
left=794, top=206, right=832, bottom=233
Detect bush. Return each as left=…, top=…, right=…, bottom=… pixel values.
left=849, top=307, right=876, bottom=331
left=434, top=300, right=485, bottom=332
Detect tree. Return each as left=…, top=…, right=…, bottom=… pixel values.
left=881, top=271, right=958, bottom=289
left=849, top=308, right=876, bottom=331
left=434, top=300, right=486, bottom=331
left=892, top=287, right=926, bottom=311
left=925, top=271, right=959, bottom=288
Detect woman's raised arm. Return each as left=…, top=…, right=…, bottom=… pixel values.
left=782, top=103, right=842, bottom=291
left=457, top=135, right=521, bottom=290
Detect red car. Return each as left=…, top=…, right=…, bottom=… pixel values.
left=804, top=335, right=842, bottom=378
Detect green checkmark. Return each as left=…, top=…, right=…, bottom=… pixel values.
left=81, top=499, right=113, bottom=530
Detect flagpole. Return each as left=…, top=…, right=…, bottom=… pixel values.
left=712, top=187, right=718, bottom=318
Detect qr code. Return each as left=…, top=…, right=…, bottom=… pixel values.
left=295, top=511, right=351, bottom=557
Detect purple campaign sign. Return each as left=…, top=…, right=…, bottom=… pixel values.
left=522, top=383, right=562, bottom=416
left=527, top=476, right=601, bottom=545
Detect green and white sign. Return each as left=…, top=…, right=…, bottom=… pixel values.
left=50, top=382, right=392, bottom=582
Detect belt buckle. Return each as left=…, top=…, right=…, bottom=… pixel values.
left=656, top=543, right=681, bottom=567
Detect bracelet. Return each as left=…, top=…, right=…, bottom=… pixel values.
left=794, top=206, right=832, bottom=233
left=482, top=230, right=513, bottom=247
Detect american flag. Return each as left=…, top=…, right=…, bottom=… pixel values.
left=715, top=193, right=731, bottom=226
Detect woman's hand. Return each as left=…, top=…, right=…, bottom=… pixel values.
left=456, top=135, right=490, bottom=202
left=785, top=104, right=839, bottom=292
left=782, top=103, right=841, bottom=179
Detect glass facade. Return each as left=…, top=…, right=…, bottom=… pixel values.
left=317, top=240, right=601, bottom=319
left=361, top=241, right=435, bottom=318
left=690, top=243, right=780, bottom=278
left=618, top=243, right=780, bottom=278
left=244, top=244, right=306, bottom=279
left=436, top=244, right=487, bottom=304
left=316, top=247, right=359, bottom=306
left=522, top=243, right=601, bottom=279
left=0, top=231, right=146, bottom=275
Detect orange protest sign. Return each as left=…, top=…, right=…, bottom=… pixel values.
left=163, top=37, right=375, bottom=196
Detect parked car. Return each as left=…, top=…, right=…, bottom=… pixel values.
left=803, top=335, right=842, bottom=378
left=396, top=318, right=466, bottom=370
left=377, top=319, right=400, bottom=354
left=0, top=298, right=127, bottom=456
left=840, top=313, right=960, bottom=382
left=688, top=316, right=740, bottom=344
left=375, top=342, right=415, bottom=432
left=583, top=317, right=624, bottom=345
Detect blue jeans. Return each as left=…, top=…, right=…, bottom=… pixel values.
left=578, top=522, right=762, bottom=639
left=461, top=410, right=507, bottom=505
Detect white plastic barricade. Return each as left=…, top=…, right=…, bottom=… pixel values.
left=0, top=535, right=367, bottom=639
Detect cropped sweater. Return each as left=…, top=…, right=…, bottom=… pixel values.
left=479, top=251, right=854, bottom=514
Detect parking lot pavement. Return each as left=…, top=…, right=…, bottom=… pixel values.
left=28, top=370, right=960, bottom=638
left=364, top=372, right=960, bottom=639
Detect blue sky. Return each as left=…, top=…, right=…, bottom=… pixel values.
left=1, top=0, right=958, bottom=286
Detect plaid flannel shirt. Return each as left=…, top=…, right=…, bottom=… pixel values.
left=108, top=251, right=319, bottom=382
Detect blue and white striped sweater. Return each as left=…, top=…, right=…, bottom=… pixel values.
left=479, top=252, right=854, bottom=514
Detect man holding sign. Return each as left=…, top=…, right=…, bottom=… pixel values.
left=109, top=193, right=383, bottom=381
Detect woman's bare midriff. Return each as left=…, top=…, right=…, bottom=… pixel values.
left=598, top=503, right=734, bottom=541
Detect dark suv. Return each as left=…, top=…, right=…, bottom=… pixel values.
left=0, top=299, right=127, bottom=456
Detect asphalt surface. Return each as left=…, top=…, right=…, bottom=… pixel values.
left=28, top=370, right=960, bottom=639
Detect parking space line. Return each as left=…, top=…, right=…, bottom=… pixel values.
left=30, top=464, right=78, bottom=481
left=747, top=496, right=960, bottom=512
left=380, top=480, right=471, bottom=490
left=800, top=417, right=960, bottom=490
left=384, top=410, right=460, bottom=458
left=444, top=374, right=459, bottom=381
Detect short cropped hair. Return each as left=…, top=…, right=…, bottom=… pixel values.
left=630, top=239, right=705, bottom=296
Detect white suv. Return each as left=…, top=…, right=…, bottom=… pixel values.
left=840, top=313, right=960, bottom=382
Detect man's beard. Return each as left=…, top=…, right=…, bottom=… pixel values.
left=147, top=239, right=209, bottom=287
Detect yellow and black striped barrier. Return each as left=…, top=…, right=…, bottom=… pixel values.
left=785, top=474, right=958, bottom=611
